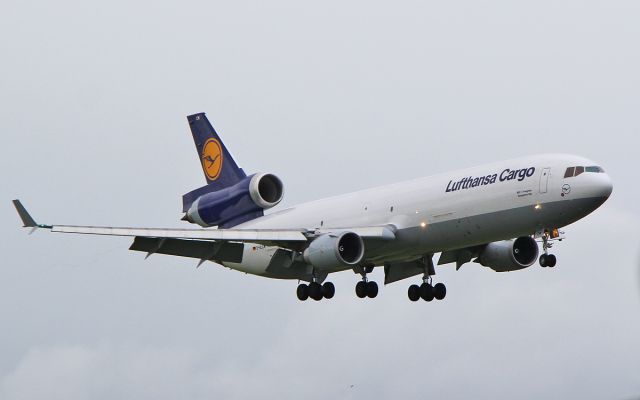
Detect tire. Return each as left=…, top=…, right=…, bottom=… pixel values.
left=420, top=283, right=434, bottom=302
left=296, top=284, right=309, bottom=301
left=322, top=282, right=335, bottom=299
left=309, top=282, right=323, bottom=301
left=433, top=282, right=446, bottom=300
left=408, top=284, right=420, bottom=302
left=366, top=281, right=378, bottom=298
left=539, top=254, right=548, bottom=267
left=355, top=281, right=367, bottom=298
left=547, top=254, right=557, bottom=268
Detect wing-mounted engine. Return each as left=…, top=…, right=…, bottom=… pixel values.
left=478, top=236, right=539, bottom=272
left=183, top=173, right=284, bottom=228
left=303, top=232, right=365, bottom=271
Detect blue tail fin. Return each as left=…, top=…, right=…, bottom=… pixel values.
left=187, top=113, right=246, bottom=187
left=183, top=113, right=247, bottom=212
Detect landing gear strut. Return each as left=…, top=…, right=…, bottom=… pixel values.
left=355, top=265, right=378, bottom=299
left=539, top=231, right=557, bottom=268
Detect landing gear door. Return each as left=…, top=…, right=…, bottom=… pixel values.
left=539, top=167, right=550, bottom=194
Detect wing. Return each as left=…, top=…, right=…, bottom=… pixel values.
left=13, top=200, right=396, bottom=261
left=13, top=200, right=306, bottom=246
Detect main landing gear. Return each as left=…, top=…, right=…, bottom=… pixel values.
left=539, top=231, right=557, bottom=268
left=355, top=265, right=378, bottom=299
left=407, top=277, right=446, bottom=302
left=297, top=281, right=335, bottom=301
left=407, top=256, right=446, bottom=302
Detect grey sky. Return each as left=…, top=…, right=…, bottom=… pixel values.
left=1, top=0, right=639, bottom=399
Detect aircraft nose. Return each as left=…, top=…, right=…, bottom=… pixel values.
left=597, top=172, right=613, bottom=198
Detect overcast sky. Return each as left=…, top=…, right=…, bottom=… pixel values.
left=1, top=0, right=639, bottom=399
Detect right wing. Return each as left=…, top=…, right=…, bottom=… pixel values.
left=13, top=200, right=396, bottom=263
left=13, top=199, right=307, bottom=247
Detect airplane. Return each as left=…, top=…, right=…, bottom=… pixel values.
left=13, top=113, right=613, bottom=302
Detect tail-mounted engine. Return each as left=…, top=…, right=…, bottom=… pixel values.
left=184, top=173, right=284, bottom=228
left=303, top=232, right=365, bottom=271
left=478, top=236, right=539, bottom=272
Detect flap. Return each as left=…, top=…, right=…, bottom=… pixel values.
left=129, top=237, right=244, bottom=263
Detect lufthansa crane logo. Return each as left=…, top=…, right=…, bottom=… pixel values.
left=201, top=138, right=223, bottom=180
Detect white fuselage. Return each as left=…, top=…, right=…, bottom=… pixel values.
left=224, top=154, right=612, bottom=277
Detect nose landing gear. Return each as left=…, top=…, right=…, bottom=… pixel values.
left=539, top=253, right=557, bottom=268
left=539, top=231, right=558, bottom=268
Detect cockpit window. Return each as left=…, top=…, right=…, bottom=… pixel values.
left=564, top=167, right=575, bottom=178
left=565, top=165, right=604, bottom=178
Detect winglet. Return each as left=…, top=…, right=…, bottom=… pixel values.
left=12, top=199, right=38, bottom=227
left=12, top=200, right=51, bottom=231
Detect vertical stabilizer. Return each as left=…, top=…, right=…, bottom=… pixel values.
left=187, top=113, right=246, bottom=187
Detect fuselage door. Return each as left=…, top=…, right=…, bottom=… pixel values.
left=539, top=167, right=550, bottom=194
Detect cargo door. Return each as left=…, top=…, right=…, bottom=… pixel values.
left=539, top=167, right=550, bottom=194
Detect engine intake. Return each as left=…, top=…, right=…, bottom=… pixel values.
left=303, top=232, right=365, bottom=271
left=478, top=236, right=539, bottom=272
left=249, top=173, right=284, bottom=209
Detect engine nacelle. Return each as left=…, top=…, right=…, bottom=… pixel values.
left=185, top=173, right=284, bottom=228
left=248, top=173, right=284, bottom=209
left=478, top=236, right=539, bottom=272
left=303, top=232, right=365, bottom=271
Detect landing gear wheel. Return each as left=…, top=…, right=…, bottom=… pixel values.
left=539, top=254, right=557, bottom=268
left=296, top=284, right=309, bottom=301
left=408, top=284, right=420, bottom=302
left=322, top=282, right=335, bottom=299
left=308, top=282, right=323, bottom=301
left=366, top=281, right=378, bottom=298
left=433, top=282, right=446, bottom=300
left=539, top=254, right=547, bottom=267
left=420, top=282, right=434, bottom=302
left=355, top=281, right=367, bottom=298
left=547, top=254, right=556, bottom=267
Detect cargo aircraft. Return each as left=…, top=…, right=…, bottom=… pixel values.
left=13, top=113, right=613, bottom=302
